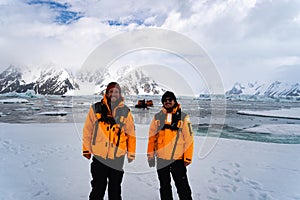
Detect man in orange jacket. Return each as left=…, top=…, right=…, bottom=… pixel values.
left=82, top=82, right=136, bottom=200
left=147, top=91, right=194, bottom=200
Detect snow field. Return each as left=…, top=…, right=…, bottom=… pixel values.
left=0, top=123, right=300, bottom=200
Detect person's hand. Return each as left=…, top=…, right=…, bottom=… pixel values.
left=148, top=158, right=155, bottom=167
left=127, top=158, right=134, bottom=163
left=83, top=153, right=91, bottom=160
left=184, top=161, right=190, bottom=167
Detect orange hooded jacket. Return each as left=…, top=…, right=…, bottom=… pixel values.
left=82, top=95, right=136, bottom=160
left=147, top=104, right=194, bottom=164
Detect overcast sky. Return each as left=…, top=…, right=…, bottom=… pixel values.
left=0, top=0, right=300, bottom=89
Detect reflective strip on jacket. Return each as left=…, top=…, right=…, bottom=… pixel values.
left=82, top=96, right=136, bottom=160
left=147, top=105, right=194, bottom=164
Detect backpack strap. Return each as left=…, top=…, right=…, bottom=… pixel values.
left=114, top=105, right=130, bottom=158
left=154, top=110, right=165, bottom=132
left=91, top=102, right=130, bottom=148
left=171, top=110, right=186, bottom=160
left=91, top=102, right=103, bottom=145
left=93, top=101, right=116, bottom=125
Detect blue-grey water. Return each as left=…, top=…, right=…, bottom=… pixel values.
left=1, top=94, right=300, bottom=144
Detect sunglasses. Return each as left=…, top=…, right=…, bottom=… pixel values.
left=163, top=98, right=174, bottom=102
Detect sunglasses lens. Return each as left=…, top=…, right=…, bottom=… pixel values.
left=164, top=98, right=173, bottom=102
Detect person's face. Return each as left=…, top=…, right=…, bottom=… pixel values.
left=163, top=97, right=175, bottom=109
left=107, top=87, right=120, bottom=103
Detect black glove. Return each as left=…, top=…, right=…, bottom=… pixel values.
left=148, top=158, right=155, bottom=168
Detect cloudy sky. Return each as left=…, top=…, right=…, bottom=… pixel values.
left=0, top=0, right=300, bottom=89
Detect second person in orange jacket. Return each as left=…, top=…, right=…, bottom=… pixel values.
left=147, top=91, right=194, bottom=200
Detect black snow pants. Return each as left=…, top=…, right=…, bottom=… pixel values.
left=156, top=158, right=192, bottom=200
left=89, top=156, right=125, bottom=200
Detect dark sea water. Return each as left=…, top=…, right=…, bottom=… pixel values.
left=1, top=94, right=300, bottom=144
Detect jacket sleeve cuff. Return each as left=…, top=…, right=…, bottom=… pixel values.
left=83, top=150, right=91, bottom=155
left=184, top=157, right=192, bottom=163
left=127, top=153, right=135, bottom=160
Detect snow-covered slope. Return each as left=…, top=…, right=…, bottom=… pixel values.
left=0, top=65, right=79, bottom=95
left=77, top=66, right=166, bottom=95
left=226, top=81, right=300, bottom=97
left=0, top=65, right=34, bottom=94
left=34, top=67, right=79, bottom=95
left=0, top=64, right=166, bottom=95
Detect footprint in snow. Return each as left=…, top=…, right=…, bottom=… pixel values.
left=208, top=185, right=218, bottom=194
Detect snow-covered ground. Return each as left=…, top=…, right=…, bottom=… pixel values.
left=0, top=123, right=299, bottom=200
left=237, top=108, right=300, bottom=120
left=1, top=98, right=300, bottom=199
left=238, top=107, right=300, bottom=136
left=244, top=124, right=300, bottom=135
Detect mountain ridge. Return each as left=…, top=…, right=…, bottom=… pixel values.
left=226, top=81, right=300, bottom=97
left=0, top=65, right=79, bottom=95
left=0, top=65, right=166, bottom=95
left=1, top=65, right=300, bottom=97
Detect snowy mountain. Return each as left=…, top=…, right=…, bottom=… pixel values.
left=34, top=67, right=79, bottom=95
left=0, top=65, right=33, bottom=94
left=1, top=64, right=299, bottom=97
left=226, top=81, right=300, bottom=97
left=120, top=69, right=165, bottom=95
left=0, top=65, right=166, bottom=95
left=77, top=66, right=166, bottom=95
left=0, top=65, right=79, bottom=95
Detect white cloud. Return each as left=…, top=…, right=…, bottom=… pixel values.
left=160, top=0, right=300, bottom=87
left=0, top=0, right=299, bottom=88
